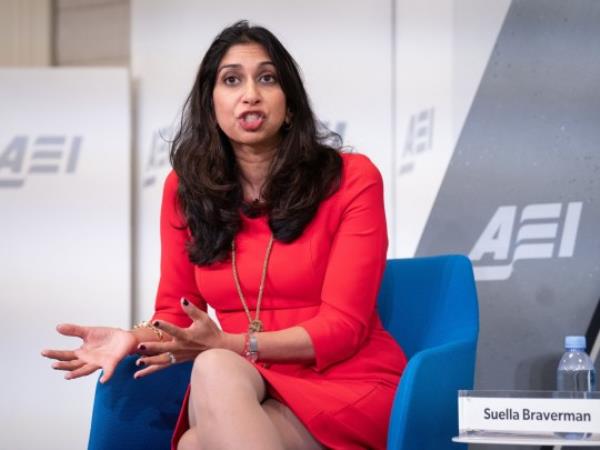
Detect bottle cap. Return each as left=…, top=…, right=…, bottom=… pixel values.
left=565, top=335, right=586, bottom=350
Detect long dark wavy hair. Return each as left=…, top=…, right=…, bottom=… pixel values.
left=170, top=20, right=343, bottom=265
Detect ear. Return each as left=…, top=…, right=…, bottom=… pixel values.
left=285, top=108, right=293, bottom=125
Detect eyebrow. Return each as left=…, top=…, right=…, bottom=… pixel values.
left=217, top=61, right=276, bottom=73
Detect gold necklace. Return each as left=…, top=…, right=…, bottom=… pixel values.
left=231, top=234, right=274, bottom=333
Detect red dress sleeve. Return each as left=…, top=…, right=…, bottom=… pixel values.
left=299, top=154, right=388, bottom=371
left=151, top=171, right=206, bottom=327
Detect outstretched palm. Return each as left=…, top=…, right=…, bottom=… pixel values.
left=42, top=324, right=137, bottom=383
left=75, top=326, right=137, bottom=372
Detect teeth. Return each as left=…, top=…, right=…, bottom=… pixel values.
left=243, top=113, right=261, bottom=122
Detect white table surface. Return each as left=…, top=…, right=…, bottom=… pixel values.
left=453, top=434, right=600, bottom=446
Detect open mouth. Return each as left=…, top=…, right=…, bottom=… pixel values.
left=239, top=112, right=265, bottom=131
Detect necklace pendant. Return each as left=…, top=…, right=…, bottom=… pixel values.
left=249, top=320, right=263, bottom=333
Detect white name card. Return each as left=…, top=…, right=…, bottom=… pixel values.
left=459, top=396, right=600, bottom=433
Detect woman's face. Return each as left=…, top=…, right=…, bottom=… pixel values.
left=212, top=42, right=287, bottom=153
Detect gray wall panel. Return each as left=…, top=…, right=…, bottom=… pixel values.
left=416, top=0, right=600, bottom=405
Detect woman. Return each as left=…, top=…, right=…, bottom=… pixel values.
left=43, top=21, right=406, bottom=450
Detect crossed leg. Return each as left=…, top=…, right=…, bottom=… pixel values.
left=177, top=349, right=324, bottom=450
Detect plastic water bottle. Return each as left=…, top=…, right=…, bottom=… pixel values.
left=556, top=335, right=596, bottom=439
left=557, top=336, right=596, bottom=392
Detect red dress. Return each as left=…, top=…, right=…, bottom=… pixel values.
left=152, top=152, right=407, bottom=450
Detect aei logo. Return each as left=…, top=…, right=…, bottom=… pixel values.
left=469, top=202, right=582, bottom=281
left=399, top=107, right=435, bottom=175
left=0, top=135, right=82, bottom=188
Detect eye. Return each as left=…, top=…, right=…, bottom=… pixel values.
left=223, top=75, right=240, bottom=86
left=259, top=73, right=277, bottom=84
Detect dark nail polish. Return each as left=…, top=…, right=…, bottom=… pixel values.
left=182, top=298, right=189, bottom=306
left=138, top=345, right=146, bottom=351
left=153, top=321, right=160, bottom=327
left=137, top=360, right=145, bottom=367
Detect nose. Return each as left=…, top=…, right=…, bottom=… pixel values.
left=242, top=80, right=261, bottom=105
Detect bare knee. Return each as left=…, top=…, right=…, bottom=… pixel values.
left=187, top=350, right=273, bottom=448
left=191, top=349, right=265, bottom=403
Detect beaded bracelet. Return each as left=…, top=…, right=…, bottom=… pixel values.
left=133, top=320, right=164, bottom=341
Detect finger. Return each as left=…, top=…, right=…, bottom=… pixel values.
left=181, top=297, right=207, bottom=321
left=152, top=319, right=186, bottom=341
left=134, top=362, right=169, bottom=379
left=41, top=349, right=78, bottom=361
left=136, top=352, right=175, bottom=368
left=52, top=360, right=86, bottom=371
left=65, top=363, right=99, bottom=380
left=99, top=364, right=116, bottom=384
left=136, top=341, right=177, bottom=356
left=56, top=323, right=87, bottom=339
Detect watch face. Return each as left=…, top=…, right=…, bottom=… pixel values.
left=249, top=334, right=259, bottom=353
left=243, top=332, right=259, bottom=363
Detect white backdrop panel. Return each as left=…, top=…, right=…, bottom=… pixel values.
left=131, top=0, right=393, bottom=322
left=394, top=0, right=510, bottom=257
left=0, top=68, right=131, bottom=450
left=394, top=0, right=454, bottom=257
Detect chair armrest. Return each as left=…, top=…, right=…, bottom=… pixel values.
left=387, top=339, right=476, bottom=450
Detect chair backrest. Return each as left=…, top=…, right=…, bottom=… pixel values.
left=377, top=255, right=479, bottom=450
left=378, top=255, right=479, bottom=359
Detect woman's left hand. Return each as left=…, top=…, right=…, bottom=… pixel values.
left=133, top=297, right=222, bottom=378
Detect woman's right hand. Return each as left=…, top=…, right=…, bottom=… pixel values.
left=42, top=324, right=138, bottom=383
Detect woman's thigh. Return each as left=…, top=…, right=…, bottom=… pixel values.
left=185, top=350, right=323, bottom=448
left=262, top=398, right=325, bottom=450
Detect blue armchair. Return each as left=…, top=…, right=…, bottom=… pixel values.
left=379, top=255, right=479, bottom=450
left=88, top=255, right=479, bottom=450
